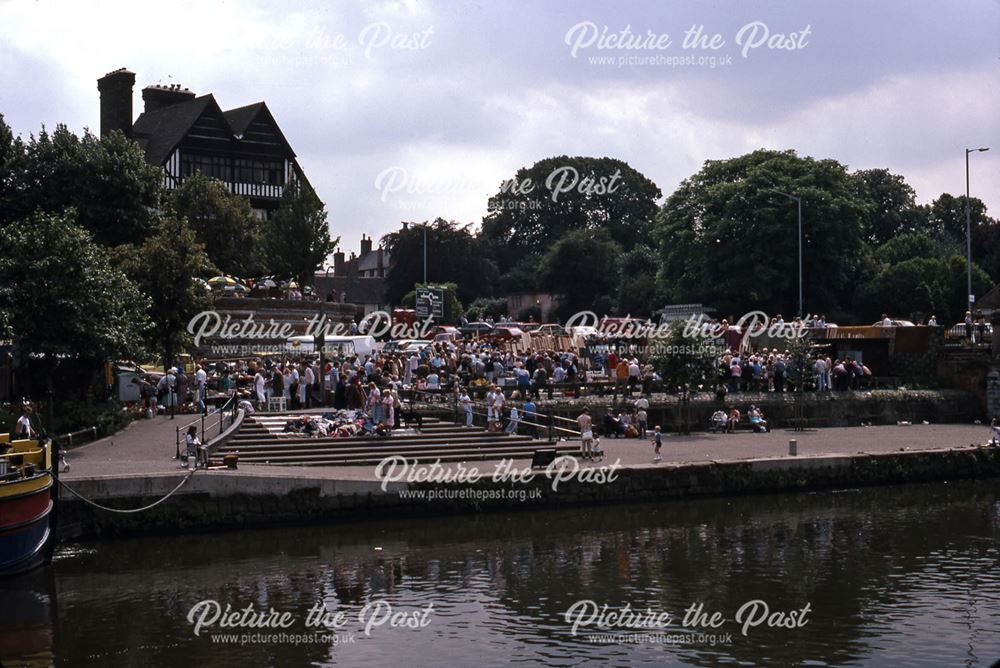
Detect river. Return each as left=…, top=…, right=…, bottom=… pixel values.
left=3, top=479, right=999, bottom=666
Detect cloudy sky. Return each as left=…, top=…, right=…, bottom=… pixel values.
left=1, top=0, right=998, bottom=258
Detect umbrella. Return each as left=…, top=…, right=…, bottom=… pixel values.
left=208, top=275, right=238, bottom=289
left=258, top=278, right=278, bottom=289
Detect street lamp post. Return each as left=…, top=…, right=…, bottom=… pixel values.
left=423, top=224, right=427, bottom=285
left=965, top=147, right=989, bottom=310
left=767, top=189, right=803, bottom=318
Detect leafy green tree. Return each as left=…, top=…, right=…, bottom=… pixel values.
left=616, top=245, right=659, bottom=317
left=264, top=181, right=338, bottom=291
left=856, top=255, right=991, bottom=324
left=650, top=325, right=720, bottom=434
left=0, top=114, right=16, bottom=217
left=972, top=221, right=1000, bottom=283
left=170, top=172, right=262, bottom=277
left=657, top=149, right=868, bottom=318
left=465, top=297, right=509, bottom=322
left=120, top=216, right=216, bottom=371
left=2, top=125, right=162, bottom=245
left=0, top=211, right=150, bottom=390
left=852, top=168, right=925, bottom=245
left=874, top=232, right=957, bottom=266
left=382, top=219, right=498, bottom=306
left=927, top=193, right=990, bottom=245
left=481, top=156, right=661, bottom=274
left=538, top=228, right=621, bottom=318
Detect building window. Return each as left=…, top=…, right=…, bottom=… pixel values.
left=181, top=153, right=231, bottom=181
left=234, top=158, right=284, bottom=186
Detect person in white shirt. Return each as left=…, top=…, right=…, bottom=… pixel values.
left=15, top=406, right=34, bottom=439
left=194, top=364, right=208, bottom=415
left=504, top=399, right=521, bottom=435
left=491, top=388, right=505, bottom=432
left=254, top=369, right=266, bottom=407
left=303, top=362, right=316, bottom=408
left=460, top=390, right=473, bottom=427
left=426, top=371, right=440, bottom=390
left=881, top=314, right=893, bottom=328
left=485, top=388, right=497, bottom=431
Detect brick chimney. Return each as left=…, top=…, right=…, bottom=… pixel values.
left=97, top=68, right=136, bottom=138
left=360, top=234, right=373, bottom=256
left=376, top=246, right=384, bottom=277
left=142, top=84, right=196, bottom=114
left=333, top=251, right=345, bottom=276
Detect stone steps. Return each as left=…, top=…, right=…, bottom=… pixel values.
left=220, top=415, right=569, bottom=467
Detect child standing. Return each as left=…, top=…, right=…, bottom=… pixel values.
left=652, top=425, right=662, bottom=462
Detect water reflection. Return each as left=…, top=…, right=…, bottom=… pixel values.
left=32, top=480, right=1000, bottom=666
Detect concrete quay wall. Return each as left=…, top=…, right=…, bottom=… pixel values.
left=57, top=445, right=1000, bottom=540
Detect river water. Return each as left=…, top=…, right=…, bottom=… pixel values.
left=4, top=479, right=1000, bottom=667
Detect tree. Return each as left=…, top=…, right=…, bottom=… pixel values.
left=170, top=172, right=263, bottom=277
left=2, top=125, right=162, bottom=246
left=538, top=228, right=621, bottom=318
left=465, top=297, right=509, bottom=322
left=855, top=255, right=992, bottom=324
left=874, top=232, right=957, bottom=266
left=0, top=211, right=150, bottom=391
left=120, top=216, right=216, bottom=370
left=616, top=245, right=659, bottom=317
left=382, top=219, right=498, bottom=306
left=649, top=325, right=720, bottom=434
left=264, top=181, right=338, bottom=290
left=656, top=149, right=869, bottom=318
left=852, top=168, right=925, bottom=245
left=927, top=193, right=990, bottom=245
left=481, top=156, right=661, bottom=274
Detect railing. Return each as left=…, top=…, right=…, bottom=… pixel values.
left=175, top=393, right=239, bottom=459
left=53, top=426, right=99, bottom=449
left=406, top=388, right=582, bottom=442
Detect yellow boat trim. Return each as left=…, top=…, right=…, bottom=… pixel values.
left=0, top=472, right=52, bottom=500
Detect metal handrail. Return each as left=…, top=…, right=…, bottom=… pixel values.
left=175, top=392, right=238, bottom=459
left=53, top=426, right=99, bottom=449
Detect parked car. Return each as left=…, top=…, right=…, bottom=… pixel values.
left=459, top=322, right=495, bottom=338
left=491, top=324, right=525, bottom=340
left=945, top=322, right=993, bottom=340
left=872, top=319, right=915, bottom=327
left=531, top=323, right=567, bottom=336
left=429, top=325, right=461, bottom=342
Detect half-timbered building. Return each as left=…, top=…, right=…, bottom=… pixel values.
left=97, top=67, right=305, bottom=218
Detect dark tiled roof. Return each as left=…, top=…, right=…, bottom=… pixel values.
left=132, top=94, right=217, bottom=165
left=314, top=276, right=389, bottom=306
left=356, top=250, right=391, bottom=272
left=223, top=102, right=265, bottom=137
left=974, top=284, right=1000, bottom=311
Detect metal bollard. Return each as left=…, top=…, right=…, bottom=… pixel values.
left=789, top=439, right=798, bottom=456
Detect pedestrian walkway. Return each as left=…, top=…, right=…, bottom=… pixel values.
left=62, top=413, right=996, bottom=482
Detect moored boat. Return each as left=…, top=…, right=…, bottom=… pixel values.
left=0, top=433, right=55, bottom=576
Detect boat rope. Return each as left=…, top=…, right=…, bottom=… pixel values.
left=56, top=468, right=197, bottom=514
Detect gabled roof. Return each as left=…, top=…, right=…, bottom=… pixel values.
left=132, top=96, right=296, bottom=165
left=223, top=102, right=265, bottom=137
left=132, top=94, right=220, bottom=165
left=225, top=101, right=296, bottom=158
